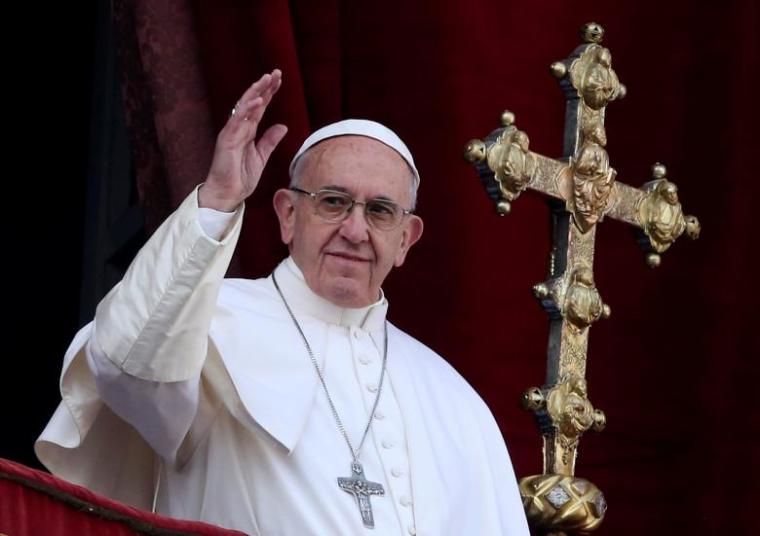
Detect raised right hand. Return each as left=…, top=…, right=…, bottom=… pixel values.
left=199, top=69, right=288, bottom=211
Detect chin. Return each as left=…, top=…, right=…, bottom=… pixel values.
left=323, top=278, right=373, bottom=308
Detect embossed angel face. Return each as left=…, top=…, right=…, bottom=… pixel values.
left=575, top=144, right=609, bottom=180
left=513, top=130, right=530, bottom=152
left=497, top=131, right=534, bottom=193
left=660, top=182, right=679, bottom=205
left=581, top=49, right=618, bottom=109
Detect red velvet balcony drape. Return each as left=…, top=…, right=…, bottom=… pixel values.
left=0, top=458, right=245, bottom=536
left=110, top=0, right=758, bottom=534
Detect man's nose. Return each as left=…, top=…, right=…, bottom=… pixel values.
left=338, top=204, right=370, bottom=243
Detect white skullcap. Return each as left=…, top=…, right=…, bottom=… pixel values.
left=288, top=119, right=420, bottom=186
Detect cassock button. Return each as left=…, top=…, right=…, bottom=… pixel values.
left=374, top=410, right=385, bottom=420
left=353, top=329, right=362, bottom=339
left=382, top=439, right=394, bottom=449
left=400, top=495, right=412, bottom=507
left=407, top=524, right=416, bottom=535
left=391, top=467, right=404, bottom=478
left=358, top=354, right=371, bottom=365
left=367, top=383, right=378, bottom=393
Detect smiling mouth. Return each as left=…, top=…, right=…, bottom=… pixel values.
left=327, top=252, right=371, bottom=263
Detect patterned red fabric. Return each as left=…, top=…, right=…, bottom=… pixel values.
left=109, top=1, right=758, bottom=534
left=0, top=458, right=246, bottom=536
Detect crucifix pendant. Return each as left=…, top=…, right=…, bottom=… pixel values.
left=337, top=460, right=385, bottom=528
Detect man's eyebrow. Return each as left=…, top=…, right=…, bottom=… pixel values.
left=320, top=185, right=350, bottom=193
left=320, top=185, right=396, bottom=203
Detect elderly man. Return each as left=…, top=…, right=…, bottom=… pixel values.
left=37, top=70, right=529, bottom=535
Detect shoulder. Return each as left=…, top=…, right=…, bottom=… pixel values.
left=387, top=323, right=509, bottom=457
left=388, top=323, right=462, bottom=380
left=210, top=276, right=291, bottom=332
left=388, top=323, right=490, bottom=411
left=216, top=276, right=277, bottom=313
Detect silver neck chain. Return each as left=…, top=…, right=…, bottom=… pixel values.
left=272, top=273, right=388, bottom=463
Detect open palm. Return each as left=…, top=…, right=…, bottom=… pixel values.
left=200, top=69, right=288, bottom=211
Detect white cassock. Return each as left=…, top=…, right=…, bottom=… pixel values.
left=36, top=187, right=530, bottom=536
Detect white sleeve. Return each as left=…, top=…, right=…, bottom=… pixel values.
left=84, top=330, right=200, bottom=462
left=85, top=186, right=244, bottom=461
left=198, top=206, right=237, bottom=240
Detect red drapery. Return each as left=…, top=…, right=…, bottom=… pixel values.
left=0, top=458, right=245, bottom=536
left=111, top=0, right=757, bottom=533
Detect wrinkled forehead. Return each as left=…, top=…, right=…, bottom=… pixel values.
left=293, top=136, right=416, bottom=192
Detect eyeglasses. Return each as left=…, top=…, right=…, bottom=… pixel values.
left=290, top=187, right=413, bottom=231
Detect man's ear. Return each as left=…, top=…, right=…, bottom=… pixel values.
left=273, top=189, right=296, bottom=245
left=394, top=215, right=424, bottom=267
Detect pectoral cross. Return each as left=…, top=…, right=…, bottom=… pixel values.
left=338, top=461, right=385, bottom=528
left=463, top=23, right=700, bottom=535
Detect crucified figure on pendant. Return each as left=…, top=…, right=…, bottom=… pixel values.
left=338, top=461, right=385, bottom=528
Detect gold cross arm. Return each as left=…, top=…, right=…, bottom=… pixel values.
left=463, top=116, right=700, bottom=269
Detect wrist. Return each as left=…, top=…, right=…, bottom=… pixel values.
left=197, top=183, right=241, bottom=212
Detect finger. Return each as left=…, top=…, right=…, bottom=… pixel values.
left=227, top=69, right=282, bottom=138
left=245, top=71, right=283, bottom=127
left=214, top=98, right=264, bottom=151
left=244, top=97, right=269, bottom=130
left=248, top=70, right=281, bottom=107
left=237, top=69, right=281, bottom=107
left=261, top=69, right=282, bottom=99
left=218, top=69, right=283, bottom=146
left=255, top=124, right=288, bottom=165
left=237, top=72, right=272, bottom=104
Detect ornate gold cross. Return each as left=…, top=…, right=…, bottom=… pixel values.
left=463, top=23, right=700, bottom=534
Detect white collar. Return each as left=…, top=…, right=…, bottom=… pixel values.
left=272, top=256, right=388, bottom=332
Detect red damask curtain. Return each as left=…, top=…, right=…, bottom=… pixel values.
left=111, top=0, right=757, bottom=533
